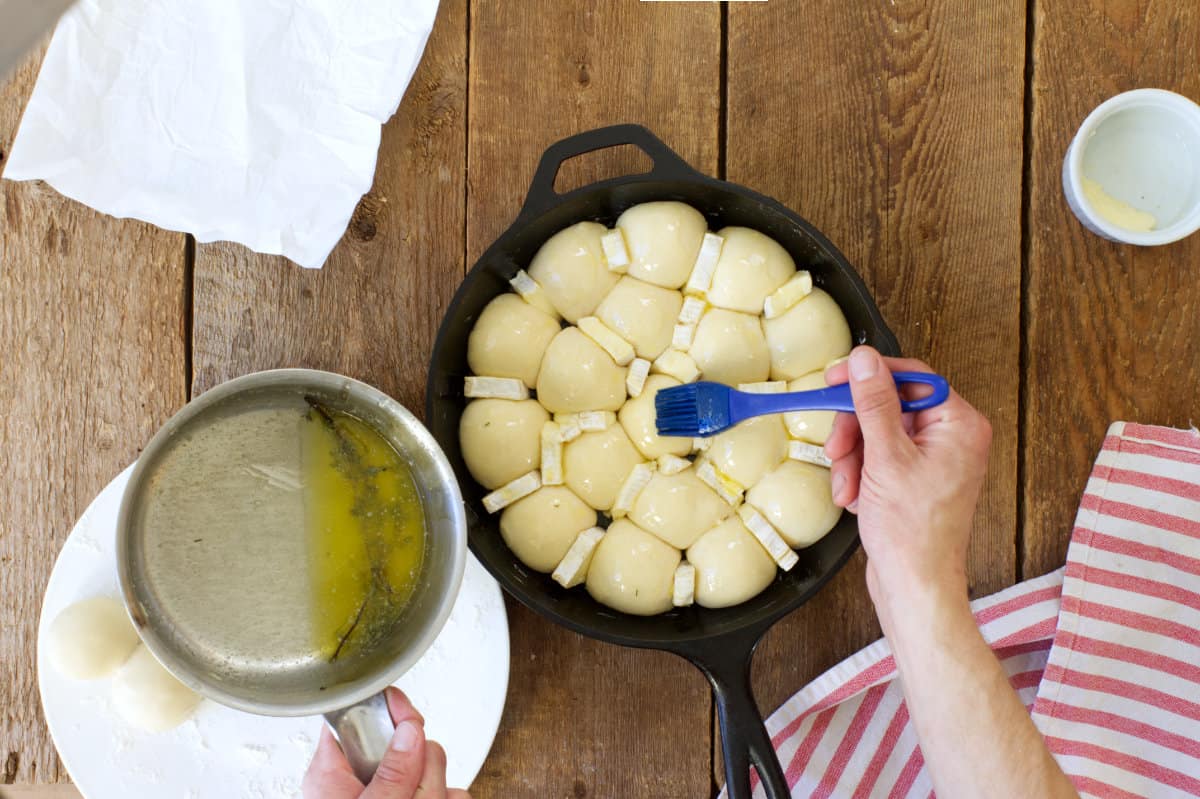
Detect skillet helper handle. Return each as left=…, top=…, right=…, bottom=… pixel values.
left=516, top=124, right=702, bottom=223
left=694, top=643, right=790, bottom=799
left=732, top=370, right=951, bottom=417
left=324, top=691, right=395, bottom=784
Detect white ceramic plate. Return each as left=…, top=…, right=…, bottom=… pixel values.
left=37, top=466, right=509, bottom=799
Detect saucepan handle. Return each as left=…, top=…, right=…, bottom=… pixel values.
left=516, top=123, right=704, bottom=224
left=683, top=631, right=791, bottom=799
left=324, top=691, right=395, bottom=784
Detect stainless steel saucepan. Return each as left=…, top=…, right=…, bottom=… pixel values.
left=116, top=369, right=467, bottom=783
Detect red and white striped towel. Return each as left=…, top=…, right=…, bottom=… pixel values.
left=726, top=422, right=1200, bottom=798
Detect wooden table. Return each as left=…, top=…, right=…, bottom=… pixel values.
left=3, top=1, right=1199, bottom=796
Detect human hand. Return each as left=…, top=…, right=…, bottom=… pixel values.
left=302, top=687, right=472, bottom=799
left=823, top=346, right=992, bottom=621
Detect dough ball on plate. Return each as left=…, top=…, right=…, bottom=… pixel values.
left=528, top=221, right=620, bottom=323
left=618, top=374, right=693, bottom=459
left=706, top=415, right=788, bottom=489
left=706, top=227, right=796, bottom=314
left=689, top=308, right=769, bottom=386
left=467, top=294, right=561, bottom=388
left=536, top=327, right=627, bottom=414
left=459, top=399, right=549, bottom=489
left=687, top=516, right=778, bottom=608
left=586, top=519, right=681, bottom=616
left=595, top=276, right=683, bottom=360
left=784, top=371, right=836, bottom=445
left=112, top=645, right=201, bottom=732
left=615, top=201, right=708, bottom=289
left=762, top=288, right=851, bottom=381
left=500, top=486, right=597, bottom=573
left=45, top=597, right=139, bottom=680
left=747, top=460, right=842, bottom=548
left=564, top=425, right=644, bottom=511
left=630, top=468, right=732, bottom=549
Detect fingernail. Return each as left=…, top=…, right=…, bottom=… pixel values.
left=832, top=473, right=846, bottom=502
left=849, top=348, right=878, bottom=380
left=391, top=720, right=420, bottom=752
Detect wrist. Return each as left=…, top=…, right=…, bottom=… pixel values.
left=867, top=562, right=971, bottom=643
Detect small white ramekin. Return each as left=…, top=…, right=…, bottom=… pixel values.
left=1062, top=88, right=1200, bottom=245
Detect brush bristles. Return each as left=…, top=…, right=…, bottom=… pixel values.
left=654, top=382, right=729, bottom=437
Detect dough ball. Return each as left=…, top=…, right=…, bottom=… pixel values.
left=595, top=276, right=683, bottom=360
left=585, top=519, right=680, bottom=616
left=112, top=645, right=201, bottom=732
left=528, top=221, right=620, bottom=322
left=762, top=288, right=852, bottom=381
left=784, top=371, right=836, bottom=445
left=500, top=486, right=597, bottom=572
left=564, top=426, right=644, bottom=511
left=536, top=327, right=627, bottom=414
left=45, top=597, right=139, bottom=680
left=467, top=294, right=560, bottom=388
left=707, top=415, right=788, bottom=489
left=618, top=374, right=693, bottom=459
left=616, top=201, right=708, bottom=289
left=706, top=227, right=796, bottom=314
left=459, top=399, right=549, bottom=489
left=687, top=517, right=778, bottom=608
left=631, top=469, right=732, bottom=549
left=689, top=308, right=769, bottom=386
left=747, top=460, right=843, bottom=548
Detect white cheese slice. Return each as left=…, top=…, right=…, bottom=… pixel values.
left=578, top=410, right=617, bottom=432
left=652, top=349, right=701, bottom=384
left=551, top=526, right=606, bottom=588
left=738, top=505, right=799, bottom=571
left=541, top=421, right=564, bottom=485
left=555, top=413, right=583, bottom=442
left=684, top=232, right=724, bottom=296
left=611, top=461, right=656, bottom=519
left=672, top=562, right=697, bottom=607
left=509, top=269, right=560, bottom=319
left=481, top=470, right=542, bottom=513
left=657, top=454, right=692, bottom=475
left=578, top=316, right=636, bottom=367
left=692, top=436, right=713, bottom=453
left=601, top=229, right=630, bottom=273
left=464, top=376, right=529, bottom=400
left=678, top=296, right=707, bottom=325
left=626, top=357, right=651, bottom=398
left=672, top=323, right=696, bottom=351
left=762, top=271, right=814, bottom=319
left=696, top=459, right=744, bottom=506
left=788, top=440, right=833, bottom=468
left=737, top=380, right=787, bottom=394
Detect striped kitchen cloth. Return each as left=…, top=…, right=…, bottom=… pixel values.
left=727, top=421, right=1200, bottom=798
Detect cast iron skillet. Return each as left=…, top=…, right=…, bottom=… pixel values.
left=426, top=124, right=900, bottom=799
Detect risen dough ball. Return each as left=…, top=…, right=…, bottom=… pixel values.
left=459, top=399, right=549, bottom=489
left=747, top=460, right=843, bottom=548
left=616, top=201, right=708, bottom=289
left=467, top=294, right=560, bottom=388
left=586, top=519, right=680, bottom=616
left=595, top=276, right=683, bottom=360
left=528, top=221, right=620, bottom=322
left=686, top=517, right=778, bottom=608
left=536, top=327, right=627, bottom=414
left=689, top=308, right=769, bottom=386
left=564, top=426, right=644, bottom=511
left=631, top=469, right=732, bottom=549
left=501, top=486, right=597, bottom=572
left=46, top=597, right=139, bottom=680
left=784, top=371, right=836, bottom=445
left=706, top=227, right=796, bottom=314
left=763, top=288, right=852, bottom=381
left=112, top=645, right=201, bottom=732
left=618, top=374, right=693, bottom=459
left=706, top=415, right=788, bottom=489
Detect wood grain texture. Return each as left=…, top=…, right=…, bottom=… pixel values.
left=726, top=0, right=1025, bottom=780
left=1023, top=1, right=1200, bottom=576
left=0, top=787, right=81, bottom=799
left=467, top=2, right=719, bottom=796
left=191, top=0, right=467, bottom=412
left=0, top=52, right=187, bottom=784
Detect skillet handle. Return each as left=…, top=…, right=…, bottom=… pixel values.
left=516, top=124, right=703, bottom=223
left=324, top=691, right=394, bottom=784
left=685, top=631, right=791, bottom=799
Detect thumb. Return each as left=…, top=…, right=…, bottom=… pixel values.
left=846, top=347, right=910, bottom=459
left=361, top=720, right=425, bottom=798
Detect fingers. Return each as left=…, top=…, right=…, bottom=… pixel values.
left=420, top=741, right=449, bottom=793
left=301, top=726, right=366, bottom=799
left=830, top=441, right=863, bottom=509
left=844, top=347, right=913, bottom=460
left=385, top=686, right=425, bottom=728
left=824, top=355, right=933, bottom=386
left=361, top=719, right=426, bottom=799
left=823, top=411, right=861, bottom=460
left=447, top=791, right=474, bottom=799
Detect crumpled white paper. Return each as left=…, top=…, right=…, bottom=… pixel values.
left=3, top=0, right=439, bottom=268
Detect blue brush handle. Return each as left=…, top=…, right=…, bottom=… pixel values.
left=730, top=371, right=950, bottom=418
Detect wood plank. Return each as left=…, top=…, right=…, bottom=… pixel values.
left=0, top=787, right=81, bottom=799
left=1024, top=2, right=1200, bottom=577
left=726, top=0, right=1026, bottom=775
left=0, top=51, right=188, bottom=786
left=467, top=2, right=720, bottom=796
